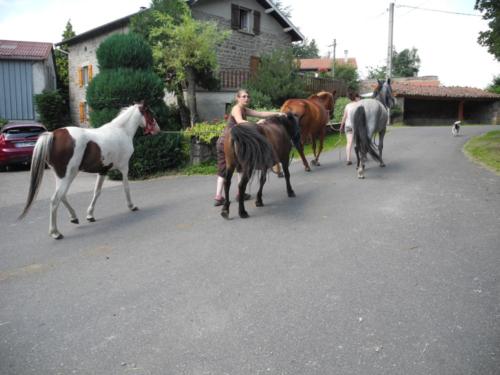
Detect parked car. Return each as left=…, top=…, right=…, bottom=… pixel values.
left=0, top=122, right=47, bottom=170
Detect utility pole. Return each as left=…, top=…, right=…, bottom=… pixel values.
left=329, top=38, right=337, bottom=78
left=387, top=2, right=394, bottom=79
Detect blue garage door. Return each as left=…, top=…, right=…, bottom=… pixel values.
left=0, top=60, right=35, bottom=120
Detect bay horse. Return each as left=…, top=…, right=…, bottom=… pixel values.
left=280, top=90, right=336, bottom=171
left=19, top=103, right=160, bottom=239
left=352, top=78, right=394, bottom=179
left=220, top=113, right=299, bottom=219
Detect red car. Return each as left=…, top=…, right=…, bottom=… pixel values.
left=0, top=122, right=47, bottom=170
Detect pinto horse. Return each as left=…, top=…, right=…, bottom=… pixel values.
left=19, top=103, right=160, bottom=239
left=280, top=90, right=336, bottom=171
left=220, top=113, right=299, bottom=219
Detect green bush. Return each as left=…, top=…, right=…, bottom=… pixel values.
left=246, top=88, right=273, bottom=109
left=183, top=120, right=225, bottom=144
left=87, top=68, right=164, bottom=110
left=333, top=97, right=350, bottom=123
left=34, top=90, right=69, bottom=130
left=109, top=133, right=187, bottom=180
left=151, top=102, right=182, bottom=131
left=0, top=118, right=8, bottom=127
left=246, top=48, right=306, bottom=107
left=96, top=33, right=153, bottom=70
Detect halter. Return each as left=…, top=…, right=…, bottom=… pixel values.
left=139, top=105, right=159, bottom=135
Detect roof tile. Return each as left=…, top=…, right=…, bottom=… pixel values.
left=0, top=40, right=53, bottom=60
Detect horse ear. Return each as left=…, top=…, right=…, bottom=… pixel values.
left=387, top=78, right=391, bottom=85
left=377, top=79, right=383, bottom=85
left=332, top=90, right=337, bottom=97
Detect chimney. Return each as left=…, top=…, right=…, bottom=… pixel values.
left=344, top=50, right=348, bottom=64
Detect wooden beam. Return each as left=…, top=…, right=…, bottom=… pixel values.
left=283, top=27, right=293, bottom=32
left=264, top=8, right=274, bottom=14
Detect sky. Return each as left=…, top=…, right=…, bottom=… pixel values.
left=0, top=0, right=499, bottom=89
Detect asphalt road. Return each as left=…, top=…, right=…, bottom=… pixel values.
left=1, top=125, right=499, bottom=375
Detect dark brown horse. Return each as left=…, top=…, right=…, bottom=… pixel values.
left=280, top=90, right=336, bottom=171
left=221, top=113, right=299, bottom=219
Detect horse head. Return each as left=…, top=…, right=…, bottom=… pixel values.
left=373, top=79, right=395, bottom=109
left=137, top=102, right=160, bottom=135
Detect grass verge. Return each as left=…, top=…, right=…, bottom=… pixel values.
left=463, top=130, right=500, bottom=174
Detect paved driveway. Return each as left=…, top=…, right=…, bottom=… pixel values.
left=0, top=125, right=499, bottom=375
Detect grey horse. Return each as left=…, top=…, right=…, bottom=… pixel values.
left=352, top=79, right=395, bottom=179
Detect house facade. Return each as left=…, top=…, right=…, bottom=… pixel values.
left=59, top=0, right=303, bottom=126
left=0, top=40, right=57, bottom=122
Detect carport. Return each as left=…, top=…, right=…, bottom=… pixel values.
left=393, top=83, right=500, bottom=125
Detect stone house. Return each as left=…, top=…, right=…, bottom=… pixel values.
left=0, top=40, right=57, bottom=121
left=57, top=0, right=304, bottom=127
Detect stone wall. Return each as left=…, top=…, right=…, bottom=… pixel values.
left=192, top=10, right=291, bottom=72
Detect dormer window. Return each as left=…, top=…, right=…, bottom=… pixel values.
left=231, top=4, right=260, bottom=35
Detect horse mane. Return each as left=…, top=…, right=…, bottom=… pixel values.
left=110, top=104, right=139, bottom=127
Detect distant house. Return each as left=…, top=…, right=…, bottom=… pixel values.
left=0, top=40, right=57, bottom=121
left=58, top=0, right=304, bottom=126
left=361, top=77, right=500, bottom=125
left=299, top=57, right=358, bottom=77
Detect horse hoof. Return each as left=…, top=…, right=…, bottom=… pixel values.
left=288, top=191, right=296, bottom=198
left=380, top=163, right=386, bottom=168
left=70, top=218, right=79, bottom=224
left=239, top=211, right=250, bottom=219
left=255, top=201, right=264, bottom=207
left=87, top=217, right=96, bottom=222
left=221, top=210, right=229, bottom=220
left=52, top=233, right=64, bottom=240
left=305, top=166, right=311, bottom=172
left=277, top=172, right=284, bottom=178
left=131, top=206, right=139, bottom=211
left=358, top=175, right=365, bottom=179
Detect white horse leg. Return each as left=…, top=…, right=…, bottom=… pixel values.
left=86, top=174, right=106, bottom=222
left=120, top=168, right=138, bottom=211
left=49, top=170, right=77, bottom=239
left=61, top=196, right=79, bottom=224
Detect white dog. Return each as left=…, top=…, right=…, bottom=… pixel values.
left=452, top=121, right=461, bottom=136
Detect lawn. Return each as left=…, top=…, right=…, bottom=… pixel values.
left=463, top=130, right=500, bottom=174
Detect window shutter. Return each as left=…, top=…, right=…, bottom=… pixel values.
left=79, top=102, right=85, bottom=123
left=231, top=4, right=240, bottom=30
left=78, top=67, right=83, bottom=87
left=88, top=64, right=93, bottom=81
left=253, top=11, right=261, bottom=35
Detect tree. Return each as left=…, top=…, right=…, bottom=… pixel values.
left=131, top=0, right=229, bottom=126
left=392, top=47, right=420, bottom=77
left=292, top=38, right=320, bottom=58
left=332, top=63, right=360, bottom=92
left=487, top=75, right=500, bottom=93
left=475, top=0, right=500, bottom=60
left=271, top=0, right=292, bottom=18
left=55, top=20, right=76, bottom=91
left=366, top=47, right=420, bottom=78
left=148, top=11, right=229, bottom=126
left=246, top=48, right=306, bottom=107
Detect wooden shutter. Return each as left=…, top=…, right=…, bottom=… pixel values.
left=231, top=4, right=240, bottom=30
left=253, top=11, right=261, bottom=35
left=88, top=64, right=93, bottom=81
left=79, top=102, right=85, bottom=123
left=77, top=67, right=83, bottom=87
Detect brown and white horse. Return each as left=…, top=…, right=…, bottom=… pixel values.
left=19, top=103, right=160, bottom=239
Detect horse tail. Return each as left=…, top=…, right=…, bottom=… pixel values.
left=353, top=106, right=382, bottom=163
left=18, top=132, right=52, bottom=220
left=283, top=112, right=301, bottom=150
left=230, top=124, right=274, bottom=178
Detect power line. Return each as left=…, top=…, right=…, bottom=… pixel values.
left=396, top=4, right=482, bottom=17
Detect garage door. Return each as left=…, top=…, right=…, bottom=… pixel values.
left=0, top=60, right=35, bottom=120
